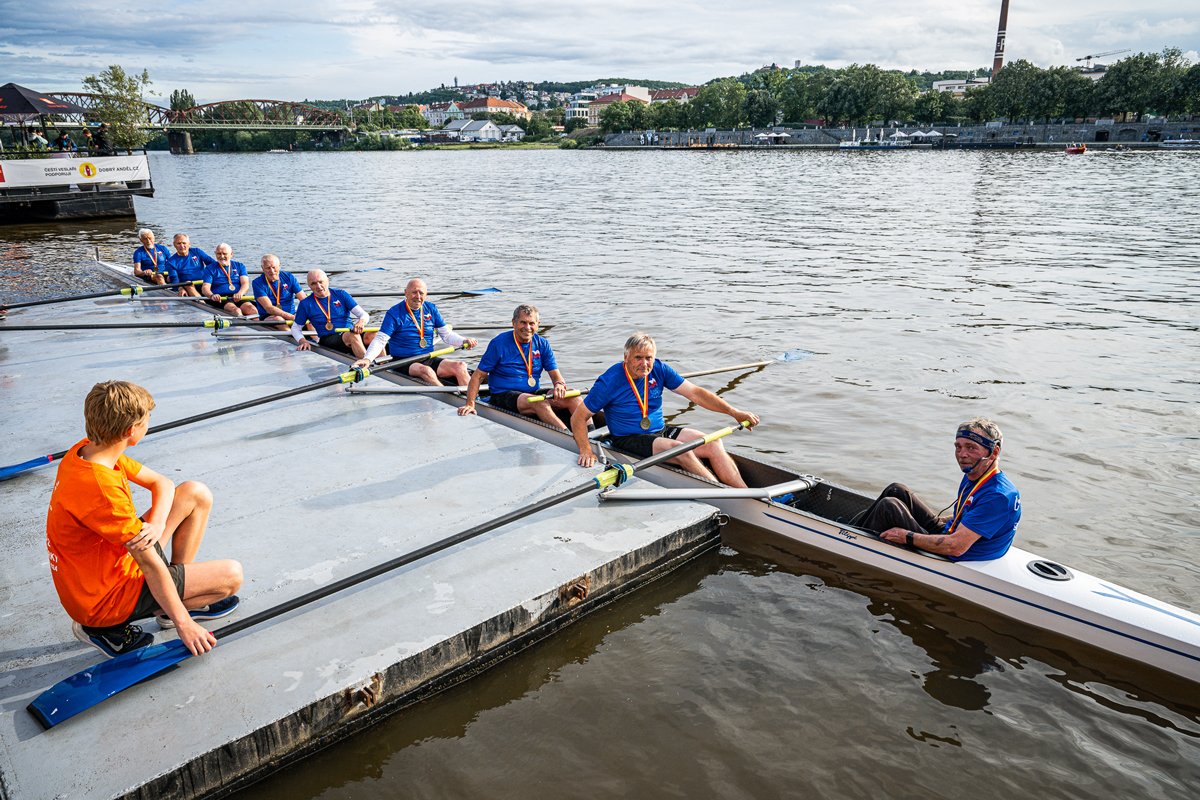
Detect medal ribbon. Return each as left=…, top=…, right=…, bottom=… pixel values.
left=217, top=262, right=236, bottom=295
left=268, top=278, right=283, bottom=307
left=145, top=245, right=159, bottom=272
left=407, top=302, right=426, bottom=344
left=623, top=366, right=650, bottom=423
left=318, top=294, right=333, bottom=327
left=514, top=331, right=534, bottom=384
left=946, top=466, right=999, bottom=534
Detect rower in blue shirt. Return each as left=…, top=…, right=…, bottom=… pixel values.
left=457, top=304, right=583, bottom=429
left=570, top=332, right=760, bottom=487
left=291, top=269, right=371, bottom=357
left=352, top=278, right=477, bottom=385
left=165, top=233, right=216, bottom=297
left=252, top=254, right=306, bottom=322
left=132, top=229, right=171, bottom=285
left=200, top=243, right=256, bottom=316
left=855, top=418, right=1021, bottom=561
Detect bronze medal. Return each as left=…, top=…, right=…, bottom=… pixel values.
left=528, top=377, right=537, bottom=388
left=640, top=417, right=651, bottom=430
left=325, top=322, right=333, bottom=331
left=420, top=337, right=427, bottom=347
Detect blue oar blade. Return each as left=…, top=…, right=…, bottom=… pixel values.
left=350, top=266, right=388, bottom=272
left=779, top=349, right=814, bottom=362
left=463, top=287, right=502, bottom=295
left=28, top=639, right=191, bottom=729
left=0, top=455, right=54, bottom=482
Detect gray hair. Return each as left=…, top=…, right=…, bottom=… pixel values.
left=623, top=332, right=657, bottom=355
left=957, top=417, right=1003, bottom=451
left=137, top=228, right=154, bottom=240
left=172, top=233, right=189, bottom=242
left=307, top=269, right=328, bottom=282
left=512, top=304, right=539, bottom=322
left=215, top=242, right=232, bottom=254
left=261, top=253, right=280, bottom=267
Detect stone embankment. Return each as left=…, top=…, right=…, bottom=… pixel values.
left=605, top=120, right=1198, bottom=148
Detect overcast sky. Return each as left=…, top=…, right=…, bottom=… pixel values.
left=2, top=1, right=1197, bottom=103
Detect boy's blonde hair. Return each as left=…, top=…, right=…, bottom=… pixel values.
left=84, top=381, right=156, bottom=445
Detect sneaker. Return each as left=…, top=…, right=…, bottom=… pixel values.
left=773, top=492, right=796, bottom=505
left=155, top=595, right=240, bottom=629
left=72, top=621, right=154, bottom=659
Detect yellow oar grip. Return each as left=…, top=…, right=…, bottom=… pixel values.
left=334, top=326, right=382, bottom=333
left=428, top=346, right=456, bottom=358
left=528, top=389, right=581, bottom=403
left=701, top=420, right=751, bottom=445
left=203, top=318, right=233, bottom=329
left=120, top=286, right=144, bottom=297
left=594, top=462, right=634, bottom=489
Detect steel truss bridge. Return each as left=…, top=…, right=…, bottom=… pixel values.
left=45, top=94, right=349, bottom=131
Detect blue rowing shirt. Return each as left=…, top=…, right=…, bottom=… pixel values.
left=202, top=260, right=249, bottom=296
left=252, top=272, right=303, bottom=317
left=478, top=332, right=558, bottom=394
left=584, top=360, right=685, bottom=437
left=132, top=244, right=171, bottom=275
left=165, top=248, right=216, bottom=284
left=946, top=471, right=1021, bottom=561
left=294, top=288, right=358, bottom=332
left=378, top=301, right=447, bottom=357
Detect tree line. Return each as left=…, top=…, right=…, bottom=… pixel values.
left=598, top=48, right=1200, bottom=132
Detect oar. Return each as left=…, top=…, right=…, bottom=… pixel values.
left=0, top=318, right=273, bottom=332
left=330, top=324, right=538, bottom=333
left=526, top=361, right=771, bottom=403
left=0, top=346, right=460, bottom=482
left=27, top=420, right=752, bottom=729
left=339, top=288, right=501, bottom=298
left=1, top=281, right=204, bottom=312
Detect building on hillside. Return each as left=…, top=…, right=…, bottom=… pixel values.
left=586, top=92, right=650, bottom=127
left=650, top=87, right=700, bottom=104
left=459, top=96, right=531, bottom=120
left=423, top=101, right=466, bottom=127
left=353, top=100, right=385, bottom=112
left=565, top=91, right=596, bottom=125
left=441, top=119, right=473, bottom=140
left=593, top=84, right=651, bottom=103
left=930, top=78, right=991, bottom=97
left=497, top=124, right=525, bottom=142
left=443, top=119, right=502, bottom=142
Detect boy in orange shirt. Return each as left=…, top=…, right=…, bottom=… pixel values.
left=46, top=381, right=244, bottom=658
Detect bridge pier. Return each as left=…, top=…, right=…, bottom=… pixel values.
left=168, top=131, right=194, bottom=155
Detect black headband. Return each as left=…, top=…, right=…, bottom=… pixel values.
left=956, top=428, right=996, bottom=453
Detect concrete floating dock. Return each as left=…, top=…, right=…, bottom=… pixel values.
left=0, top=295, right=719, bottom=799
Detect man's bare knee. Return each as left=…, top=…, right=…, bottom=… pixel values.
left=177, top=480, right=213, bottom=509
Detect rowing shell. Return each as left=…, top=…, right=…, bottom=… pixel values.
left=91, top=257, right=1200, bottom=684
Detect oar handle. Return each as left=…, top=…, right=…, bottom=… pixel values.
left=592, top=420, right=752, bottom=489
left=527, top=389, right=584, bottom=403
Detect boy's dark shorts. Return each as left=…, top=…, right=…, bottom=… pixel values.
left=318, top=332, right=350, bottom=352
left=607, top=425, right=683, bottom=459
left=122, top=543, right=186, bottom=625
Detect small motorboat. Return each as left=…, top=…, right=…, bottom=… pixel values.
left=1065, top=143, right=1087, bottom=154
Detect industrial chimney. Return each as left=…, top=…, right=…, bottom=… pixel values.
left=993, top=0, right=1010, bottom=75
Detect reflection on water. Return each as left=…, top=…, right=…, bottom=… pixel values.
left=3, top=149, right=1198, bottom=798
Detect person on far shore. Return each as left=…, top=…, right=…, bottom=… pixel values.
left=352, top=278, right=476, bottom=385
left=52, top=130, right=76, bottom=152
left=853, top=417, right=1021, bottom=561
left=29, top=129, right=48, bottom=149
left=46, top=380, right=242, bottom=658
left=132, top=229, right=171, bottom=285
left=291, top=269, right=371, bottom=356
left=93, top=123, right=114, bottom=155
left=165, top=233, right=216, bottom=297
left=253, top=254, right=307, bottom=324
left=200, top=243, right=256, bottom=316
left=458, top=303, right=582, bottom=429
left=570, top=332, right=759, bottom=487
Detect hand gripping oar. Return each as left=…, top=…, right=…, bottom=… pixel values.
left=26, top=420, right=752, bottom=729
left=1, top=281, right=204, bottom=312
left=526, top=361, right=771, bottom=403
left=0, top=346, right=460, bottom=482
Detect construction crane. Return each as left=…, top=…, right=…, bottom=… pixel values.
left=1076, top=49, right=1130, bottom=69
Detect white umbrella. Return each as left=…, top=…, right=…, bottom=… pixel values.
left=889, top=130, right=909, bottom=138
left=754, top=132, right=771, bottom=139
left=772, top=131, right=791, bottom=138
left=924, top=130, right=944, bottom=137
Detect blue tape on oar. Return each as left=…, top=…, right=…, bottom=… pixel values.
left=463, top=287, right=502, bottom=295
left=28, top=640, right=191, bottom=729
left=780, top=349, right=814, bottom=361
left=0, top=454, right=54, bottom=482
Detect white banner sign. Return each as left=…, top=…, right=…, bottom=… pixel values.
left=0, top=154, right=150, bottom=189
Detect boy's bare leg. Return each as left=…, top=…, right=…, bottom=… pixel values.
left=159, top=480, right=242, bottom=608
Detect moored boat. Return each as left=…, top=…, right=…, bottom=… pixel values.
left=1160, top=139, right=1200, bottom=150
left=1065, top=143, right=1087, bottom=154
left=89, top=256, right=1200, bottom=685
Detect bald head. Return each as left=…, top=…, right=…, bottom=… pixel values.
left=306, top=269, right=330, bottom=297
left=404, top=278, right=428, bottom=310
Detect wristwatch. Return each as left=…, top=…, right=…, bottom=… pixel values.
left=905, top=531, right=915, bottom=547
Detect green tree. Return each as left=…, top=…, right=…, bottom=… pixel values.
left=1060, top=69, right=1095, bottom=120
left=875, top=70, right=918, bottom=122
left=395, top=105, right=427, bottom=129
left=689, top=79, right=747, bottom=128
left=80, top=65, right=153, bottom=150
left=1157, top=47, right=1193, bottom=117
left=779, top=71, right=818, bottom=123
left=523, top=115, right=552, bottom=140
left=169, top=88, right=196, bottom=111
left=743, top=89, right=779, bottom=127
left=599, top=100, right=634, bottom=133
left=913, top=91, right=947, bottom=124
left=649, top=100, right=687, bottom=130
left=1095, top=52, right=1163, bottom=120
left=988, top=59, right=1040, bottom=121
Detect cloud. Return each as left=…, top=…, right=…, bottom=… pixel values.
left=2, top=0, right=1196, bottom=100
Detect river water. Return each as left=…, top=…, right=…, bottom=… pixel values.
left=2, top=148, right=1198, bottom=797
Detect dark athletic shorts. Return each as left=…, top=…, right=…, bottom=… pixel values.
left=485, top=390, right=526, bottom=413
left=202, top=297, right=229, bottom=310
left=93, top=543, right=186, bottom=632
left=408, top=356, right=444, bottom=374
left=607, top=425, right=683, bottom=459
left=318, top=332, right=351, bottom=352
